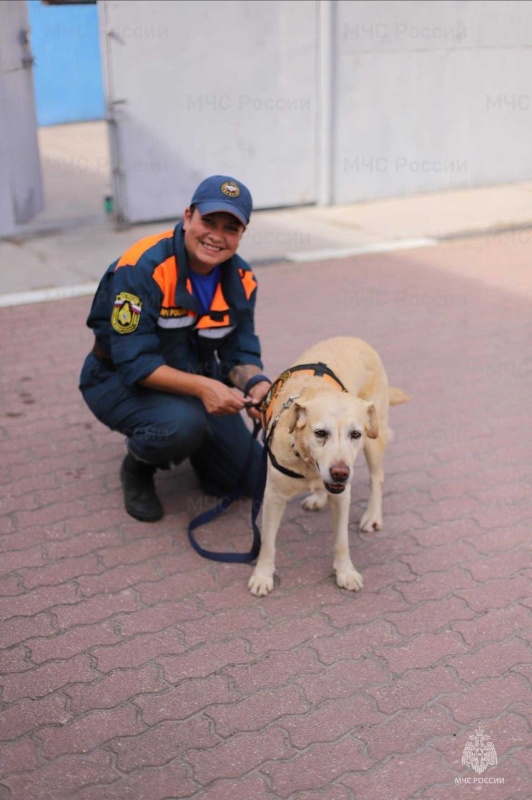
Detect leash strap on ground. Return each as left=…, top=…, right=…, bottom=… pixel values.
left=186, top=421, right=264, bottom=563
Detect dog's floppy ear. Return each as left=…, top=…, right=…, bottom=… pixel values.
left=365, top=402, right=379, bottom=439
left=288, top=401, right=307, bottom=434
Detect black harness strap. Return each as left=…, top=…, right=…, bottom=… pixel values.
left=289, top=361, right=348, bottom=389
left=265, top=445, right=305, bottom=480
left=263, top=395, right=306, bottom=480
left=262, top=361, right=348, bottom=481
left=267, top=362, right=347, bottom=401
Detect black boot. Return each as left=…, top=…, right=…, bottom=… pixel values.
left=120, top=453, right=163, bottom=522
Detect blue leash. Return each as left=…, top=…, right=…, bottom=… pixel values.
left=186, top=420, right=265, bottom=563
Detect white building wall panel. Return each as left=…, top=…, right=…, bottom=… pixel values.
left=99, top=0, right=532, bottom=219
left=101, top=0, right=318, bottom=223
left=333, top=0, right=532, bottom=202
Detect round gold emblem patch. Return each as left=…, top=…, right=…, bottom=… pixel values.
left=220, top=181, right=240, bottom=198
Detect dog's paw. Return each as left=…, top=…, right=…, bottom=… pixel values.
left=359, top=509, right=382, bottom=532
left=248, top=571, right=275, bottom=596
left=335, top=567, right=364, bottom=592
left=301, top=490, right=327, bottom=512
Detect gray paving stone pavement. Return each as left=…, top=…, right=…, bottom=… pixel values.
left=1, top=122, right=531, bottom=799
left=1, top=217, right=531, bottom=797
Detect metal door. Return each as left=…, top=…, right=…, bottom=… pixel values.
left=0, top=0, right=43, bottom=236
left=100, top=0, right=318, bottom=223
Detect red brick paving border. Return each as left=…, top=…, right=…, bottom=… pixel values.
left=1, top=235, right=531, bottom=799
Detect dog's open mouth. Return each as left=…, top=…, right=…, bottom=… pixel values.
left=324, top=482, right=347, bottom=494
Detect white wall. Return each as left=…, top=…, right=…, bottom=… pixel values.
left=98, top=0, right=532, bottom=222
left=100, top=0, right=318, bottom=223
left=333, top=0, right=532, bottom=202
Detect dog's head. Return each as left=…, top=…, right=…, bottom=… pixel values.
left=288, top=388, right=378, bottom=494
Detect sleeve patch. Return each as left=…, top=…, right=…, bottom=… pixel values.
left=111, top=292, right=142, bottom=334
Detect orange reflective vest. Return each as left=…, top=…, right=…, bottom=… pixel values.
left=86, top=221, right=262, bottom=387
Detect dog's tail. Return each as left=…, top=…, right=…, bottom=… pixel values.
left=389, top=387, right=412, bottom=406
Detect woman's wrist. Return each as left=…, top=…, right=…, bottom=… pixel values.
left=243, top=374, right=271, bottom=396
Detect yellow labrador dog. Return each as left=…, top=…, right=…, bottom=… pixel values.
left=249, top=337, right=410, bottom=596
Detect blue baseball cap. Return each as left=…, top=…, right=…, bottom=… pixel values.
left=190, top=175, right=253, bottom=226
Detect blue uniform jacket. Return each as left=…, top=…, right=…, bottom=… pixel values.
left=86, top=221, right=262, bottom=387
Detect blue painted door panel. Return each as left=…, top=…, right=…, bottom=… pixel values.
left=27, top=0, right=104, bottom=126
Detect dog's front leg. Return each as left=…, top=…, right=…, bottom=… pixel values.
left=329, top=487, right=363, bottom=591
left=360, top=437, right=385, bottom=532
left=248, top=482, right=287, bottom=596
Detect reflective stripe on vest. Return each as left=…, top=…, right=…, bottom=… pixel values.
left=157, top=315, right=196, bottom=329
left=197, top=326, right=236, bottom=339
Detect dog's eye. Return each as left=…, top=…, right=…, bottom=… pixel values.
left=350, top=430, right=362, bottom=440
left=314, top=429, right=328, bottom=440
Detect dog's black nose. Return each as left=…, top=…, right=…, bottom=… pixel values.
left=330, top=464, right=349, bottom=482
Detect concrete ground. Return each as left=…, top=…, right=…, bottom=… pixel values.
left=0, top=124, right=531, bottom=799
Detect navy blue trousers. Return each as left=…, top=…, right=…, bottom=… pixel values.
left=79, top=353, right=261, bottom=497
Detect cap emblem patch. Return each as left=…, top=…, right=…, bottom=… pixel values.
left=220, top=181, right=240, bottom=198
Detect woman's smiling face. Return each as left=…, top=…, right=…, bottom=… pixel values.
left=183, top=207, right=245, bottom=274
